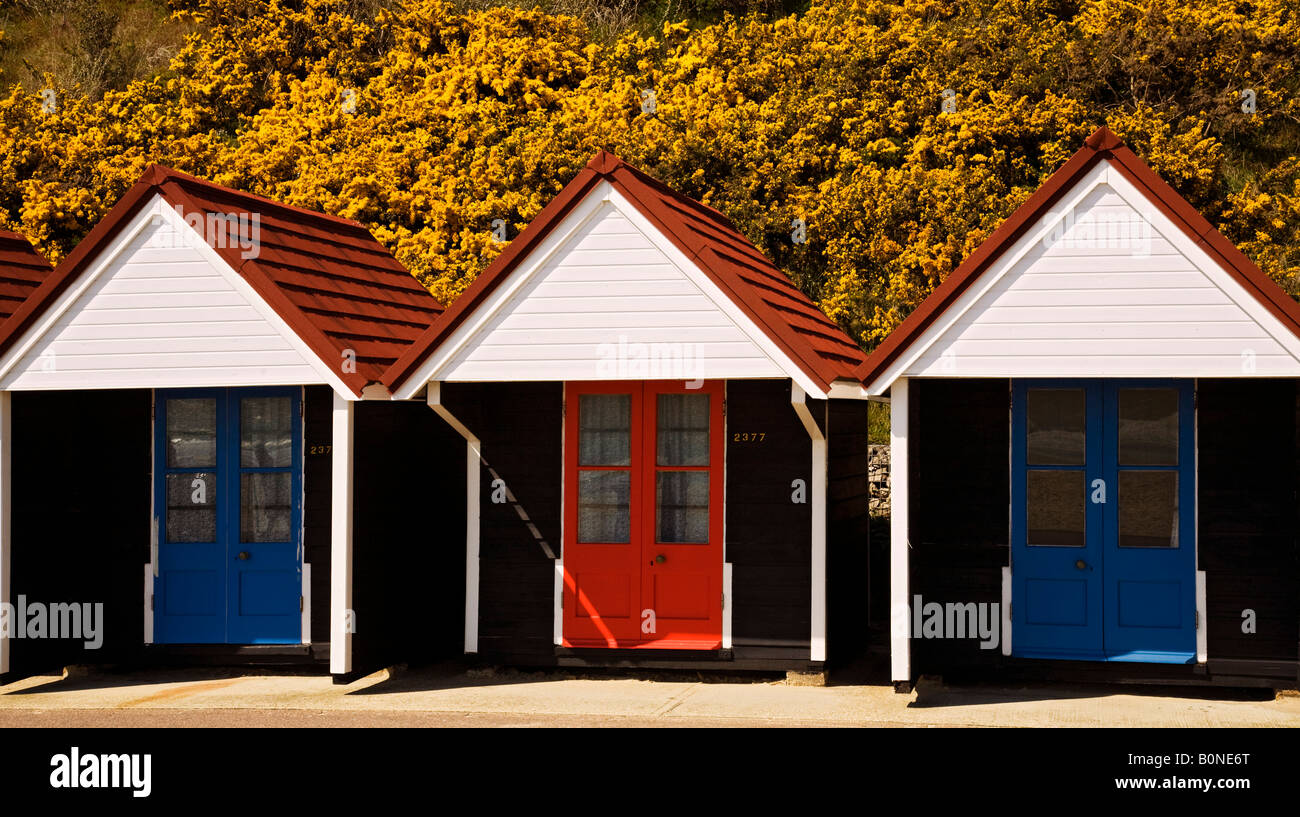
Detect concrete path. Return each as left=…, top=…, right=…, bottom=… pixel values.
left=1, top=664, right=1296, bottom=727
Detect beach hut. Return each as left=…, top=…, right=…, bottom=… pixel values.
left=0, top=167, right=463, bottom=679
left=383, top=152, right=874, bottom=671
left=861, top=127, right=1300, bottom=690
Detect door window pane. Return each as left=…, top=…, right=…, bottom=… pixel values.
left=578, top=394, right=631, bottom=466
left=577, top=470, right=630, bottom=543
left=241, top=397, right=293, bottom=467
left=241, top=472, right=292, bottom=542
left=1027, top=470, right=1084, bottom=546
left=1119, top=470, right=1178, bottom=547
left=166, top=398, right=216, bottom=468
left=1119, top=389, right=1178, bottom=466
left=657, top=394, right=710, bottom=466
left=1026, top=389, right=1085, bottom=465
left=656, top=471, right=709, bottom=543
left=166, top=472, right=216, bottom=542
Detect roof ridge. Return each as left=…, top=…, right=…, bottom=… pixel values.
left=584, top=151, right=739, bottom=230
left=152, top=165, right=373, bottom=232
left=604, top=162, right=866, bottom=385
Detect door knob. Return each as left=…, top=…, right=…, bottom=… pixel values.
left=237, top=551, right=251, bottom=561
left=1075, top=559, right=1087, bottom=570
left=655, top=554, right=666, bottom=564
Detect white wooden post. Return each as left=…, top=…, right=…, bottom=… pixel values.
left=1194, top=383, right=1207, bottom=664
left=301, top=562, right=311, bottom=645
left=890, top=378, right=910, bottom=685
left=329, top=393, right=354, bottom=674
left=462, top=439, right=480, bottom=653
left=0, top=392, right=10, bottom=675
left=427, top=382, right=480, bottom=654
left=791, top=384, right=828, bottom=663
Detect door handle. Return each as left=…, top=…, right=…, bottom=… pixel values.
left=653, top=554, right=666, bottom=565
left=1075, top=559, right=1087, bottom=570
left=237, top=551, right=251, bottom=561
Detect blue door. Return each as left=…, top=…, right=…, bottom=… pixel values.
left=1012, top=379, right=1195, bottom=663
left=155, top=387, right=302, bottom=644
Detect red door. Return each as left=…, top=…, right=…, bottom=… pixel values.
left=563, top=380, right=724, bottom=649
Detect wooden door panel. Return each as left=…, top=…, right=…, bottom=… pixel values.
left=639, top=381, right=724, bottom=648
left=562, top=382, right=643, bottom=647
left=563, top=380, right=723, bottom=649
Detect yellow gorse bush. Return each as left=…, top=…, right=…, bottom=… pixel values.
left=1, top=0, right=1296, bottom=349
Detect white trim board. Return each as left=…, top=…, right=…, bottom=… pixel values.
left=0, top=392, right=10, bottom=674
left=1194, top=380, right=1205, bottom=664
left=329, top=392, right=354, bottom=674
left=299, top=384, right=311, bottom=645
left=866, top=161, right=1300, bottom=394
left=721, top=380, right=731, bottom=651
left=889, top=378, right=910, bottom=683
left=301, top=562, right=312, bottom=645
left=553, top=387, right=566, bottom=647
left=0, top=195, right=358, bottom=398
left=722, top=562, right=733, bottom=651
left=552, top=559, right=565, bottom=647
left=143, top=563, right=154, bottom=646
left=393, top=183, right=826, bottom=399
left=1000, top=566, right=1012, bottom=657
left=1195, top=571, right=1208, bottom=664
left=144, top=387, right=156, bottom=645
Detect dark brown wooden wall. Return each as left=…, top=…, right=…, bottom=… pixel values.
left=910, top=378, right=1010, bottom=671
left=5, top=388, right=464, bottom=677
left=827, top=397, right=873, bottom=665
left=908, top=377, right=1300, bottom=680
left=724, top=380, right=813, bottom=655
left=443, top=379, right=836, bottom=666
left=303, top=386, right=334, bottom=652
left=1198, top=378, right=1299, bottom=664
left=442, top=382, right=562, bottom=662
left=349, top=398, right=467, bottom=669
left=9, top=389, right=152, bottom=673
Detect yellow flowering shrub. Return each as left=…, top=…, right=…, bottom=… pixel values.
left=0, top=0, right=1296, bottom=348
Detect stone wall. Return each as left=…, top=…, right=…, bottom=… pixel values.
left=868, top=443, right=890, bottom=516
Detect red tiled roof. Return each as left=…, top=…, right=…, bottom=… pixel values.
left=384, top=151, right=867, bottom=394
left=0, top=230, right=52, bottom=322
left=857, top=126, right=1300, bottom=391
left=0, top=166, right=443, bottom=395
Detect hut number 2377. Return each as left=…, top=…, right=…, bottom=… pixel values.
left=732, top=432, right=765, bottom=442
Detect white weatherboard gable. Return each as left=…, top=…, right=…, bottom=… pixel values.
left=0, top=196, right=354, bottom=394
left=868, top=160, right=1300, bottom=393
left=406, top=182, right=823, bottom=397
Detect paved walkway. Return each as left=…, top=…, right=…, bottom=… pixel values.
left=1, top=664, right=1296, bottom=727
